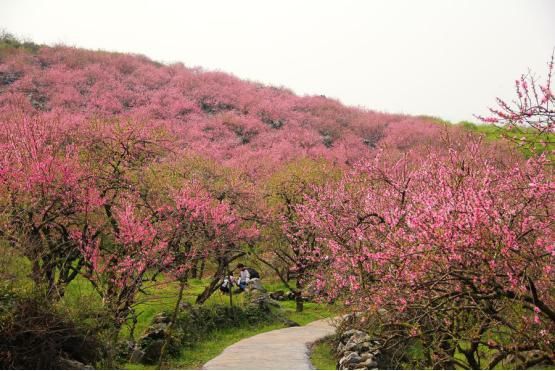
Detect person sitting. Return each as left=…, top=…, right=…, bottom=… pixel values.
left=236, top=264, right=260, bottom=291
left=219, top=274, right=235, bottom=294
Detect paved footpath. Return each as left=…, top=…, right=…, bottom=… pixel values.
left=203, top=318, right=337, bottom=370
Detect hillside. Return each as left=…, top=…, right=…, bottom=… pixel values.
left=1, top=35, right=553, bottom=371
left=0, top=42, right=448, bottom=173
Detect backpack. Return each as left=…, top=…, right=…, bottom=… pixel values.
left=247, top=268, right=260, bottom=279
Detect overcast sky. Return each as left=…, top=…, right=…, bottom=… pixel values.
left=1, top=0, right=554, bottom=123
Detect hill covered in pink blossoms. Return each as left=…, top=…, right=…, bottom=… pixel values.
left=0, top=44, right=448, bottom=173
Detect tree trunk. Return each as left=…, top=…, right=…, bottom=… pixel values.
left=106, top=324, right=121, bottom=369
left=158, top=279, right=187, bottom=369
left=196, top=262, right=225, bottom=304
left=190, top=260, right=198, bottom=279
left=295, top=292, right=303, bottom=312
left=199, top=258, right=206, bottom=279
left=295, top=278, right=304, bottom=312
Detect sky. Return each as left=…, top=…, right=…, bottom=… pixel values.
left=1, top=0, right=554, bottom=123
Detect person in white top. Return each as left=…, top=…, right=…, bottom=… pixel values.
left=236, top=263, right=250, bottom=291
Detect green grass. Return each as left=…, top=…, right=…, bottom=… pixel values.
left=125, top=322, right=285, bottom=370
left=158, top=299, right=337, bottom=370
left=310, top=338, right=337, bottom=370
left=457, top=121, right=554, bottom=157
left=59, top=274, right=338, bottom=369
left=422, top=116, right=554, bottom=158
left=169, top=322, right=286, bottom=369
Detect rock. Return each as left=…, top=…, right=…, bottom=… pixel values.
left=337, top=341, right=346, bottom=354
left=343, top=340, right=358, bottom=352
left=129, top=348, right=145, bottom=363
left=270, top=290, right=285, bottom=300
left=142, top=339, right=164, bottom=363
left=341, top=329, right=366, bottom=342
left=286, top=291, right=296, bottom=300
left=245, top=278, right=266, bottom=292
left=141, top=322, right=168, bottom=340
left=356, top=357, right=377, bottom=369
left=354, top=341, right=372, bottom=352
left=152, top=313, right=171, bottom=324
left=339, top=352, right=362, bottom=368
left=56, top=357, right=94, bottom=369
left=337, top=326, right=382, bottom=369
left=138, top=318, right=170, bottom=363
left=359, top=352, right=372, bottom=361
left=282, top=318, right=300, bottom=327
left=246, top=290, right=280, bottom=310
left=350, top=332, right=371, bottom=344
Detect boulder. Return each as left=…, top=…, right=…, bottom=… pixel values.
left=270, top=290, right=286, bottom=300
left=129, top=348, right=145, bottom=363
left=246, top=290, right=280, bottom=310
left=245, top=278, right=266, bottom=292
left=138, top=317, right=171, bottom=363
left=152, top=313, right=171, bottom=324
left=55, top=357, right=94, bottom=370
left=282, top=318, right=300, bottom=327
left=141, top=339, right=164, bottom=363
left=140, top=322, right=168, bottom=341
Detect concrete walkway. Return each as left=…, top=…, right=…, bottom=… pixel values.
left=203, top=318, right=337, bottom=370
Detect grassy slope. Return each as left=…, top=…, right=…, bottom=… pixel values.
left=60, top=275, right=338, bottom=369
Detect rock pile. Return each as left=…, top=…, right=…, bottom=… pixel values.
left=336, top=329, right=381, bottom=370
left=244, top=279, right=280, bottom=310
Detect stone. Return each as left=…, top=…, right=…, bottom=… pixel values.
left=246, top=278, right=266, bottom=292
left=246, top=290, right=280, bottom=310
left=341, top=329, right=366, bottom=342
left=343, top=340, right=358, bottom=352
left=142, top=339, right=164, bottom=363
left=339, top=352, right=362, bottom=368
left=286, top=291, right=296, bottom=300
left=356, top=357, right=377, bottom=368
left=141, top=322, right=167, bottom=340
left=56, top=357, right=94, bottom=369
left=359, top=352, right=372, bottom=361
left=350, top=332, right=371, bottom=344
left=269, top=290, right=285, bottom=300
left=354, top=341, right=372, bottom=352
left=282, top=318, right=300, bottom=327
left=337, top=341, right=346, bottom=354
left=152, top=313, right=170, bottom=324
left=129, top=348, right=145, bottom=363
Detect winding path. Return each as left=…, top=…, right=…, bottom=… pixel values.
left=203, top=318, right=337, bottom=370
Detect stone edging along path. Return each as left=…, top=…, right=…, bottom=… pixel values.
left=203, top=318, right=337, bottom=370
